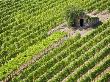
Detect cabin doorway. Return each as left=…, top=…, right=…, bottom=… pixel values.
left=80, top=19, right=84, bottom=27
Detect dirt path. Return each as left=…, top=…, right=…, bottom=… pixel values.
left=48, top=10, right=110, bottom=38
left=92, top=67, right=110, bottom=82
left=48, top=23, right=92, bottom=37
left=87, top=10, right=110, bottom=22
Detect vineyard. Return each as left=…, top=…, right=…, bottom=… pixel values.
left=0, top=0, right=110, bottom=82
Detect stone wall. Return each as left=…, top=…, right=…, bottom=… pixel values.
left=86, top=17, right=99, bottom=27
left=73, top=14, right=99, bottom=28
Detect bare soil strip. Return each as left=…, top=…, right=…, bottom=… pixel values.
left=92, top=67, right=110, bottom=82
left=48, top=23, right=93, bottom=37
left=88, top=10, right=110, bottom=22
left=49, top=10, right=110, bottom=38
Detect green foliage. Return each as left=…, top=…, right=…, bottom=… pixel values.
left=64, top=6, right=85, bottom=27
left=11, top=34, right=81, bottom=81
left=83, top=0, right=110, bottom=12
left=0, top=32, right=66, bottom=80
left=0, top=0, right=74, bottom=66
left=97, top=72, right=110, bottom=82
left=11, top=20, right=110, bottom=82
left=1, top=0, right=110, bottom=81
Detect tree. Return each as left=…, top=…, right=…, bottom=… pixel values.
left=64, top=6, right=85, bottom=28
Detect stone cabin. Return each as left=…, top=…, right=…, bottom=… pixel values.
left=74, top=12, right=100, bottom=28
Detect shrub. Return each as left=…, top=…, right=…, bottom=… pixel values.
left=64, top=6, right=85, bottom=27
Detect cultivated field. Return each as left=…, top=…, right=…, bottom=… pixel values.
left=0, top=0, right=110, bottom=82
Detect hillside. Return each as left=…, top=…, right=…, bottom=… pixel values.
left=0, top=0, right=110, bottom=82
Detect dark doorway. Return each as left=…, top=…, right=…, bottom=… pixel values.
left=80, top=19, right=84, bottom=27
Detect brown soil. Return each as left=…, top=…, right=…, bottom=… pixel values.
left=87, top=10, right=110, bottom=22
left=48, top=23, right=92, bottom=37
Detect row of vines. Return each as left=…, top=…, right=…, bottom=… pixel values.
left=10, top=21, right=110, bottom=82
